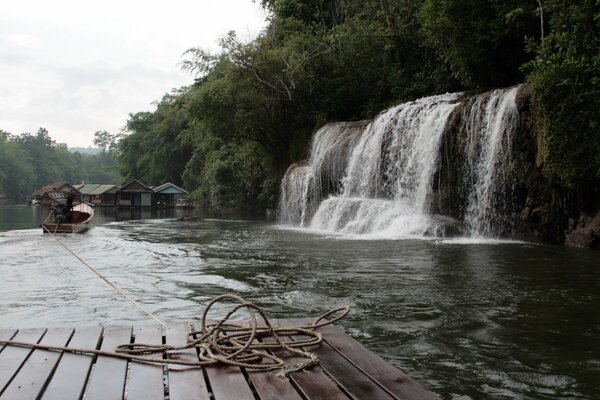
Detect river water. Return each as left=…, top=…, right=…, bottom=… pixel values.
left=0, top=204, right=599, bottom=399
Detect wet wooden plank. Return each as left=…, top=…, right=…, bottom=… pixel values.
left=290, top=365, right=352, bottom=400
left=0, top=328, right=46, bottom=393
left=274, top=319, right=397, bottom=400
left=165, top=322, right=210, bottom=400
left=84, top=325, right=132, bottom=400
left=250, top=334, right=334, bottom=400
left=319, top=324, right=441, bottom=400
left=0, top=330, right=17, bottom=353
left=266, top=320, right=350, bottom=400
left=127, top=324, right=164, bottom=400
left=299, top=334, right=395, bottom=400
left=42, top=326, right=103, bottom=400
left=247, top=366, right=303, bottom=400
left=191, top=322, right=255, bottom=400
left=1, top=327, right=73, bottom=399
left=279, top=333, right=351, bottom=400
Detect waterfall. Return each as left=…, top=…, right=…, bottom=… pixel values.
left=279, top=87, right=521, bottom=239
left=278, top=122, right=366, bottom=225
left=462, top=87, right=520, bottom=237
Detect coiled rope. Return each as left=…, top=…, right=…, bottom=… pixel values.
left=0, top=294, right=350, bottom=376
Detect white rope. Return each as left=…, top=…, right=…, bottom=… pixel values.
left=41, top=221, right=166, bottom=327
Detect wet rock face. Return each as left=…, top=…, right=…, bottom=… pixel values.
left=565, top=212, right=600, bottom=249
left=433, top=85, right=598, bottom=247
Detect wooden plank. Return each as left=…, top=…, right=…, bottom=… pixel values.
left=319, top=324, right=441, bottom=400
left=250, top=334, right=336, bottom=400
left=191, top=322, right=255, bottom=400
left=165, top=322, right=210, bottom=400
left=41, top=326, right=103, bottom=400
left=0, top=328, right=46, bottom=395
left=126, top=324, right=164, bottom=400
left=290, top=365, right=352, bottom=400
left=1, top=327, right=73, bottom=399
left=288, top=327, right=396, bottom=400
left=266, top=320, right=350, bottom=400
left=84, top=325, right=132, bottom=400
left=0, top=330, right=18, bottom=353
left=279, top=337, right=351, bottom=400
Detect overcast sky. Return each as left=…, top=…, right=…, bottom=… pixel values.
left=0, top=0, right=267, bottom=147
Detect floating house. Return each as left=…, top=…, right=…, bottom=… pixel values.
left=89, top=184, right=118, bottom=206
left=73, top=184, right=119, bottom=206
left=116, top=179, right=153, bottom=207
left=32, top=180, right=190, bottom=208
left=73, top=183, right=100, bottom=204
left=152, top=182, right=188, bottom=207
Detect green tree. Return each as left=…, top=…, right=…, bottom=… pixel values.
left=419, top=0, right=539, bottom=88
left=0, top=135, right=35, bottom=200
left=527, top=0, right=600, bottom=187
left=118, top=90, right=194, bottom=186
left=93, top=130, right=117, bottom=153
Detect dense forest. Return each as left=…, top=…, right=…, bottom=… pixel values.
left=116, top=0, right=599, bottom=211
left=1, top=0, right=598, bottom=209
left=0, top=128, right=120, bottom=201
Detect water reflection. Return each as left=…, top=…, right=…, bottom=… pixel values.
left=0, top=212, right=598, bottom=399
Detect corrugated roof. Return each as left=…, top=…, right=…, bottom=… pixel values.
left=78, top=184, right=102, bottom=195
left=153, top=182, right=188, bottom=194
left=89, top=184, right=118, bottom=195
left=118, top=179, right=153, bottom=192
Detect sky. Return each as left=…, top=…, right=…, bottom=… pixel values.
left=0, top=0, right=267, bottom=147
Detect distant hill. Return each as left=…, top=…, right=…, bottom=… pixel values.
left=69, top=147, right=100, bottom=155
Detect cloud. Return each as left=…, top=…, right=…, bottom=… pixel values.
left=0, top=0, right=267, bottom=146
left=6, top=33, right=39, bottom=48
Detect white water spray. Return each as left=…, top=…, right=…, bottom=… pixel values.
left=462, top=87, right=519, bottom=237
left=279, top=87, right=521, bottom=239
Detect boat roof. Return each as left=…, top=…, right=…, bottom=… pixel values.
left=43, top=191, right=83, bottom=202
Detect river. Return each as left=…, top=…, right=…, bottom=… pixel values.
left=0, top=204, right=599, bottom=399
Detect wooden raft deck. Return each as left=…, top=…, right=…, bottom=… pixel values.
left=0, top=321, right=440, bottom=400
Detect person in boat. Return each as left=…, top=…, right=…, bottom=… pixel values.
left=54, top=194, right=73, bottom=223
left=64, top=195, right=73, bottom=222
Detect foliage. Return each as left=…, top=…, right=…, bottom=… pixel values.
left=93, top=130, right=118, bottom=153
left=0, top=135, right=34, bottom=200
left=118, top=90, right=194, bottom=186
left=526, top=0, right=600, bottom=187
left=418, top=0, right=539, bottom=88
left=184, top=137, right=278, bottom=209
left=116, top=0, right=599, bottom=210
left=0, top=128, right=122, bottom=201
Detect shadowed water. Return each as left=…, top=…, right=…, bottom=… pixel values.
left=0, top=206, right=599, bottom=399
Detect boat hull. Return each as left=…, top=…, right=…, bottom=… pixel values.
left=42, top=222, right=91, bottom=234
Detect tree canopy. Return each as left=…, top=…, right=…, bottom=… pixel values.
left=0, top=128, right=122, bottom=201
left=5, top=0, right=594, bottom=208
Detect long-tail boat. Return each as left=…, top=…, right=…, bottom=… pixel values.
left=41, top=192, right=94, bottom=233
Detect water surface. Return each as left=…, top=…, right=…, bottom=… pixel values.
left=0, top=206, right=598, bottom=399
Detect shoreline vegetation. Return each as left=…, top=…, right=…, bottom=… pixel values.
left=1, top=1, right=598, bottom=246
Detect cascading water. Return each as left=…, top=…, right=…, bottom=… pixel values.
left=278, top=122, right=366, bottom=225
left=462, top=87, right=520, bottom=237
left=279, top=87, right=521, bottom=239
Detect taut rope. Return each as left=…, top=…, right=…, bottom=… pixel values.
left=40, top=210, right=166, bottom=327
left=0, top=294, right=350, bottom=376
